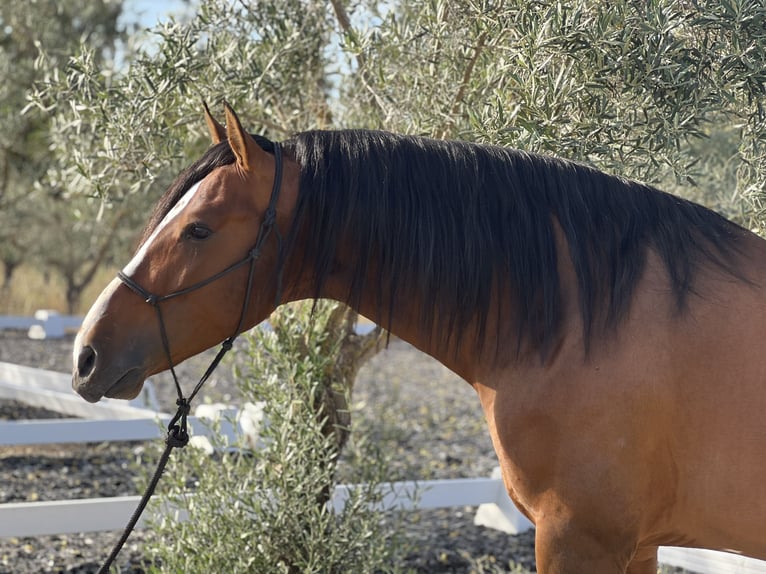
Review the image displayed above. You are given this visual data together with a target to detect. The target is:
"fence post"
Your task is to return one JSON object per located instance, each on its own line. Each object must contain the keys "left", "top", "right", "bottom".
{"left": 25, "top": 310, "right": 81, "bottom": 339}
{"left": 474, "top": 467, "right": 534, "bottom": 534}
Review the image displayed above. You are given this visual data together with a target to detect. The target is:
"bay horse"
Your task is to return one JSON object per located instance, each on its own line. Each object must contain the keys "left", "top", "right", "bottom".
{"left": 72, "top": 103, "right": 766, "bottom": 573}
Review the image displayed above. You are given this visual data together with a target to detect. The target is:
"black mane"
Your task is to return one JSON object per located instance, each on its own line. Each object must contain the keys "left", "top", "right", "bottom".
{"left": 287, "top": 130, "right": 745, "bottom": 355}
{"left": 151, "top": 129, "right": 746, "bottom": 356}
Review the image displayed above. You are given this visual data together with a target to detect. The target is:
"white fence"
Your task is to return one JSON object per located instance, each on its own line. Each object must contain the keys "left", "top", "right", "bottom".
{"left": 0, "top": 477, "right": 521, "bottom": 537}
{"left": 0, "top": 310, "right": 82, "bottom": 339}
{"left": 1, "top": 362, "right": 765, "bottom": 574}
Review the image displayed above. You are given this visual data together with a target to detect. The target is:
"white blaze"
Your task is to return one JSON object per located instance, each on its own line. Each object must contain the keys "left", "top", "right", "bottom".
{"left": 122, "top": 180, "right": 204, "bottom": 276}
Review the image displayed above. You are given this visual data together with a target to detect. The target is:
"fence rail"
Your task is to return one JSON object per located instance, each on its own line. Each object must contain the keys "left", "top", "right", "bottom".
{"left": 0, "top": 478, "right": 516, "bottom": 538}
{"left": 0, "top": 310, "right": 82, "bottom": 339}
{"left": 1, "top": 362, "right": 765, "bottom": 574}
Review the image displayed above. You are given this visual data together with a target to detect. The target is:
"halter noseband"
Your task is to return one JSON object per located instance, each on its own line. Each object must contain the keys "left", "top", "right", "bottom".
{"left": 116, "top": 142, "right": 284, "bottom": 439}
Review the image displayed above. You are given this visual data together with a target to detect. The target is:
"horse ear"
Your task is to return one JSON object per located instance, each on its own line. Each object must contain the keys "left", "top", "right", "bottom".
{"left": 202, "top": 100, "right": 226, "bottom": 144}
{"left": 223, "top": 101, "right": 262, "bottom": 172}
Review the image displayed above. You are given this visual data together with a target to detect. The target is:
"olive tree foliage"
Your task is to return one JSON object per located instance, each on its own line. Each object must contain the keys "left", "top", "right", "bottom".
{"left": 28, "top": 0, "right": 341, "bottom": 309}
{"left": 340, "top": 0, "right": 766, "bottom": 224}
{"left": 35, "top": 0, "right": 766, "bottom": 222}
{"left": 146, "top": 302, "right": 401, "bottom": 574}
{"left": 33, "top": 0, "right": 336, "bottom": 208}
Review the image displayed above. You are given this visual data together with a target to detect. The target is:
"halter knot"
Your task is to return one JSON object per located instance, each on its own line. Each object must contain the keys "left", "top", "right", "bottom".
{"left": 166, "top": 425, "right": 190, "bottom": 448}
{"left": 248, "top": 246, "right": 261, "bottom": 260}
{"left": 168, "top": 398, "right": 191, "bottom": 431}
{"left": 145, "top": 294, "right": 159, "bottom": 306}
{"left": 166, "top": 398, "right": 191, "bottom": 448}
{"left": 222, "top": 338, "right": 234, "bottom": 351}
{"left": 263, "top": 207, "right": 277, "bottom": 227}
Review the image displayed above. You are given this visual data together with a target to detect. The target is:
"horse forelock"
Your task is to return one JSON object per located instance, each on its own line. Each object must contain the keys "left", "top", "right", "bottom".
{"left": 140, "top": 134, "right": 275, "bottom": 246}
{"left": 284, "top": 129, "right": 746, "bottom": 357}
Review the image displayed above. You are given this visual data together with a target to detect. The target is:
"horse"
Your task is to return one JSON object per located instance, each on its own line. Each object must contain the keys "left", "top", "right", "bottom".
{"left": 72, "top": 102, "right": 766, "bottom": 573}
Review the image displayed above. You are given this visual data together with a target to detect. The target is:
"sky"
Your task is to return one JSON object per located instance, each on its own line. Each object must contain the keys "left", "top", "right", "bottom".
{"left": 119, "top": 0, "right": 189, "bottom": 30}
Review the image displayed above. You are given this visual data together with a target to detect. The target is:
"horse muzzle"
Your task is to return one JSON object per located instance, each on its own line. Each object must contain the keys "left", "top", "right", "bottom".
{"left": 72, "top": 277, "right": 152, "bottom": 403}
{"left": 73, "top": 343, "right": 146, "bottom": 403}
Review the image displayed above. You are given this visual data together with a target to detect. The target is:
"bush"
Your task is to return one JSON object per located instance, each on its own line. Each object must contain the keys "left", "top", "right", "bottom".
{"left": 144, "top": 301, "right": 407, "bottom": 573}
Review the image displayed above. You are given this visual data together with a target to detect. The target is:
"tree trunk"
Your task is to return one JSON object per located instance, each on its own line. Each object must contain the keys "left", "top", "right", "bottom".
{"left": 65, "top": 277, "right": 80, "bottom": 314}
{"left": 314, "top": 305, "right": 385, "bottom": 506}
{"left": 1, "top": 260, "right": 19, "bottom": 290}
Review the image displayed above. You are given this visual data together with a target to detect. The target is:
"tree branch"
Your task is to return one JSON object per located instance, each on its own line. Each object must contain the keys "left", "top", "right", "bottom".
{"left": 74, "top": 206, "right": 127, "bottom": 292}
{"left": 329, "top": 0, "right": 365, "bottom": 70}
{"left": 437, "top": 31, "right": 488, "bottom": 139}
{"left": 329, "top": 0, "right": 389, "bottom": 119}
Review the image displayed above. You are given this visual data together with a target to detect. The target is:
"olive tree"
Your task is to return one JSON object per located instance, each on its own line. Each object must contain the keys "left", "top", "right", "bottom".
{"left": 340, "top": 0, "right": 765, "bottom": 223}
{"left": 146, "top": 301, "right": 400, "bottom": 573}
{"left": 40, "top": 1, "right": 765, "bottom": 216}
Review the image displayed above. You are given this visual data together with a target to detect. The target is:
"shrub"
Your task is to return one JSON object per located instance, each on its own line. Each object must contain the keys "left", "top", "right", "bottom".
{"left": 144, "top": 301, "right": 407, "bottom": 573}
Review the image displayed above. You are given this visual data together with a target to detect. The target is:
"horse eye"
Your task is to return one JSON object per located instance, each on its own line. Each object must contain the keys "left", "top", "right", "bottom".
{"left": 185, "top": 222, "right": 213, "bottom": 241}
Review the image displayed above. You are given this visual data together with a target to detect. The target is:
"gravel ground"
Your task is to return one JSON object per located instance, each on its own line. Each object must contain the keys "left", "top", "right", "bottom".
{"left": 0, "top": 331, "right": 691, "bottom": 573}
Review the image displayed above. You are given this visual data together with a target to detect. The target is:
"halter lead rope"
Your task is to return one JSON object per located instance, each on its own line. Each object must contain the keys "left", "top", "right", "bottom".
{"left": 99, "top": 143, "right": 283, "bottom": 574}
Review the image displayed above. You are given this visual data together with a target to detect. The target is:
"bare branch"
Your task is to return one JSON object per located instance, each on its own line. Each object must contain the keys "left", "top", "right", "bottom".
{"left": 329, "top": 0, "right": 389, "bottom": 119}
{"left": 436, "top": 31, "right": 488, "bottom": 139}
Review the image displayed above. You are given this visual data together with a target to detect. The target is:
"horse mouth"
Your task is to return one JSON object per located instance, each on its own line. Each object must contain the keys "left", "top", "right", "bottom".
{"left": 103, "top": 368, "right": 145, "bottom": 401}
{"left": 75, "top": 367, "right": 145, "bottom": 403}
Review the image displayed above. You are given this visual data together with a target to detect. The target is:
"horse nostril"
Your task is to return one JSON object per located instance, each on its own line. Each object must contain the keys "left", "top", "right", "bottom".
{"left": 77, "top": 345, "right": 97, "bottom": 379}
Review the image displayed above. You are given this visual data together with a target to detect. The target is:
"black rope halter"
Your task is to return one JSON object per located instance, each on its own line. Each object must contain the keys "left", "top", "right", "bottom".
{"left": 98, "top": 142, "right": 283, "bottom": 573}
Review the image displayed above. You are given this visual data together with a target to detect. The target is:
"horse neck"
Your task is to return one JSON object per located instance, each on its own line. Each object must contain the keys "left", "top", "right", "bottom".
{"left": 279, "top": 235, "right": 543, "bottom": 385}
{"left": 275, "top": 247, "right": 476, "bottom": 381}
{"left": 315, "top": 220, "right": 580, "bottom": 384}
{"left": 354, "top": 293, "right": 485, "bottom": 382}
{"left": 290, "top": 258, "right": 490, "bottom": 383}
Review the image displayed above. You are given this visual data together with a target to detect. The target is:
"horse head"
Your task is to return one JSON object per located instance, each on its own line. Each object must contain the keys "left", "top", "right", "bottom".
{"left": 72, "top": 103, "right": 297, "bottom": 402}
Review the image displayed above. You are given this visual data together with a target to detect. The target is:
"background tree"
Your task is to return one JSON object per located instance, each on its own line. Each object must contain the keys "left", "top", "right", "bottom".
{"left": 33, "top": 194, "right": 130, "bottom": 313}
{"left": 34, "top": 0, "right": 336, "bottom": 204}
{"left": 0, "top": 0, "right": 125, "bottom": 301}
{"left": 33, "top": 0, "right": 766, "bottom": 233}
